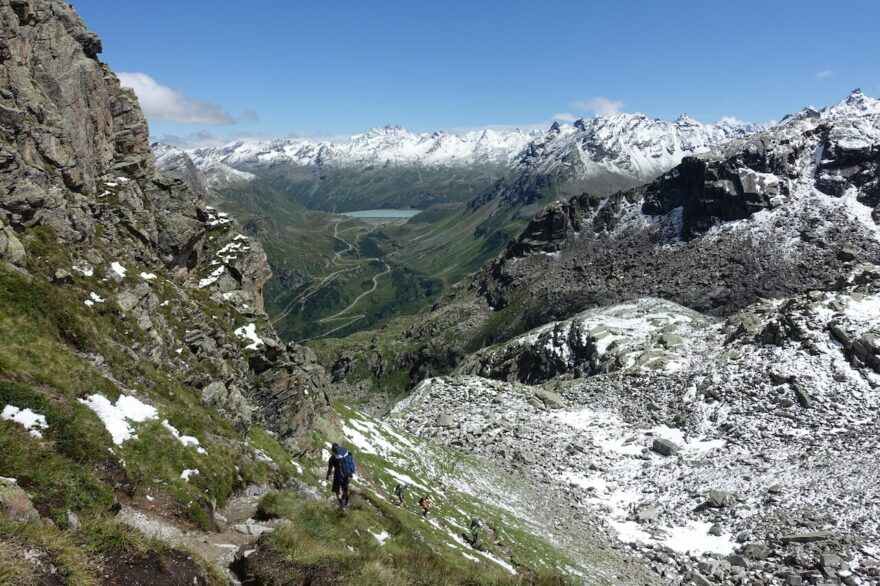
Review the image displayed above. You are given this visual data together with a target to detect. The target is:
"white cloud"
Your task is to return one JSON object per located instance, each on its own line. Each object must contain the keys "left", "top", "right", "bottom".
{"left": 572, "top": 96, "right": 624, "bottom": 117}
{"left": 155, "top": 130, "right": 269, "bottom": 149}
{"left": 118, "top": 72, "right": 235, "bottom": 124}
{"left": 816, "top": 69, "right": 835, "bottom": 81}
{"left": 553, "top": 112, "right": 578, "bottom": 122}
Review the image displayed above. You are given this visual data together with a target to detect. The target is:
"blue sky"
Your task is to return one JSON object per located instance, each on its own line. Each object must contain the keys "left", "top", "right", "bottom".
{"left": 72, "top": 0, "right": 879, "bottom": 146}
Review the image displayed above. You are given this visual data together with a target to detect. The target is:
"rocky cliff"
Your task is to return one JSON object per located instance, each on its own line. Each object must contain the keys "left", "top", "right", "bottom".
{"left": 381, "top": 91, "right": 880, "bottom": 377}
{"left": 0, "top": 0, "right": 330, "bottom": 447}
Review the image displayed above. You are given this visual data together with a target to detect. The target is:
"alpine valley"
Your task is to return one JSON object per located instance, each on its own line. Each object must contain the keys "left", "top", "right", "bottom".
{"left": 1, "top": 1, "right": 879, "bottom": 585}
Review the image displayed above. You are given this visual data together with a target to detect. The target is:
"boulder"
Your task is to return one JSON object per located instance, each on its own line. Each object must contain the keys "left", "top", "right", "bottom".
{"left": 0, "top": 478, "right": 39, "bottom": 522}
{"left": 819, "top": 553, "right": 844, "bottom": 570}
{"left": 232, "top": 523, "right": 274, "bottom": 537}
{"left": 534, "top": 388, "right": 566, "bottom": 409}
{"left": 780, "top": 531, "right": 834, "bottom": 544}
{"left": 635, "top": 506, "right": 661, "bottom": 523}
{"left": 67, "top": 510, "right": 81, "bottom": 529}
{"left": 657, "top": 333, "right": 684, "bottom": 350}
{"left": 793, "top": 383, "right": 813, "bottom": 409}
{"left": 836, "top": 248, "right": 857, "bottom": 262}
{"left": 436, "top": 414, "right": 455, "bottom": 427}
{"left": 697, "top": 489, "right": 735, "bottom": 510}
{"left": 651, "top": 437, "right": 680, "bottom": 457}
{"left": 201, "top": 382, "right": 228, "bottom": 405}
{"left": 740, "top": 543, "right": 770, "bottom": 560}
{"left": 0, "top": 221, "right": 26, "bottom": 266}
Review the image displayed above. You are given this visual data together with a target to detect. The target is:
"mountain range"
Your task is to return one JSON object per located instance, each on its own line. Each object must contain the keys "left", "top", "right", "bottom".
{"left": 156, "top": 113, "right": 760, "bottom": 211}
{"left": 3, "top": 1, "right": 880, "bottom": 584}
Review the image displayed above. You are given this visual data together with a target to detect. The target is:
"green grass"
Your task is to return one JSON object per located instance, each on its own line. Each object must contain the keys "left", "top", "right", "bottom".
{"left": 288, "top": 404, "right": 601, "bottom": 582}
{"left": 0, "top": 229, "right": 300, "bottom": 530}
{"left": 255, "top": 493, "right": 569, "bottom": 586}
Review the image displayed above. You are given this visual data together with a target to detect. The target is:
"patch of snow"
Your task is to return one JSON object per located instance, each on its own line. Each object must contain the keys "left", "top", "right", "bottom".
{"left": 198, "top": 266, "right": 225, "bottom": 288}
{"left": 78, "top": 394, "right": 158, "bottom": 445}
{"left": 369, "top": 530, "right": 391, "bottom": 545}
{"left": 662, "top": 521, "right": 736, "bottom": 556}
{"left": 110, "top": 262, "right": 127, "bottom": 278}
{"left": 233, "top": 323, "right": 264, "bottom": 350}
{"left": 72, "top": 261, "right": 94, "bottom": 276}
{"left": 161, "top": 420, "right": 206, "bottom": 454}
{"left": 139, "top": 272, "right": 157, "bottom": 281}
{"left": 2, "top": 405, "right": 49, "bottom": 438}
{"left": 180, "top": 469, "right": 199, "bottom": 482}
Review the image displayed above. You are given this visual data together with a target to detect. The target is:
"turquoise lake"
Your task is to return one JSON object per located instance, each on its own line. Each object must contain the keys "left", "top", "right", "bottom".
{"left": 341, "top": 209, "right": 420, "bottom": 218}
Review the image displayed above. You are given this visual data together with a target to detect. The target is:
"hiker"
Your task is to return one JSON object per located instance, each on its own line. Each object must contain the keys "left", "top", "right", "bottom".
{"left": 469, "top": 518, "right": 481, "bottom": 546}
{"left": 393, "top": 483, "right": 408, "bottom": 506}
{"left": 418, "top": 495, "right": 430, "bottom": 517}
{"left": 325, "top": 443, "right": 356, "bottom": 509}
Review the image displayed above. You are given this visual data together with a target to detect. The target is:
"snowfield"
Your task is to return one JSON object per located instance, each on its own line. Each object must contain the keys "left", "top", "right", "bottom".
{"left": 391, "top": 269, "right": 880, "bottom": 584}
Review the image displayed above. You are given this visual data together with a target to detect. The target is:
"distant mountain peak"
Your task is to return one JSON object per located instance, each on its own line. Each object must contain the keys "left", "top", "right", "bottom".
{"left": 824, "top": 87, "right": 880, "bottom": 118}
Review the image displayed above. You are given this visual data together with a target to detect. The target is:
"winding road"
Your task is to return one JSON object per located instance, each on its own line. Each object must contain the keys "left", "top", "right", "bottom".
{"left": 269, "top": 217, "right": 394, "bottom": 341}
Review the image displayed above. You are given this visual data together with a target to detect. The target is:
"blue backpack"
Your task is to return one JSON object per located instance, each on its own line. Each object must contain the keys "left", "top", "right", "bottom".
{"left": 337, "top": 447, "right": 356, "bottom": 477}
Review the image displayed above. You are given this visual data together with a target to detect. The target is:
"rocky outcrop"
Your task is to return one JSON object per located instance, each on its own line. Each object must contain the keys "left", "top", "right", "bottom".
{"left": 392, "top": 91, "right": 880, "bottom": 382}
{"left": 0, "top": 0, "right": 330, "bottom": 447}
{"left": 152, "top": 142, "right": 209, "bottom": 195}
{"left": 0, "top": 217, "right": 25, "bottom": 265}
{"left": 392, "top": 268, "right": 880, "bottom": 584}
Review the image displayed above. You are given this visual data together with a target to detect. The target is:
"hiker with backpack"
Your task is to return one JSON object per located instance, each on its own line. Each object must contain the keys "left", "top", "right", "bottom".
{"left": 393, "top": 483, "right": 408, "bottom": 506}
{"left": 468, "top": 518, "right": 481, "bottom": 547}
{"left": 325, "top": 443, "right": 356, "bottom": 509}
{"left": 418, "top": 494, "right": 430, "bottom": 517}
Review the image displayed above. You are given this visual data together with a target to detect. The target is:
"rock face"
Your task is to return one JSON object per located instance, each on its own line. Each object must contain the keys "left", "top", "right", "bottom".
{"left": 0, "top": 0, "right": 330, "bottom": 447}
{"left": 392, "top": 90, "right": 880, "bottom": 380}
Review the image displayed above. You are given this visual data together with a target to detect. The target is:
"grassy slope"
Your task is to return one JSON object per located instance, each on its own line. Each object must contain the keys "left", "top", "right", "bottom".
{"left": 0, "top": 230, "right": 297, "bottom": 583}
{"left": 0, "top": 226, "right": 590, "bottom": 584}
{"left": 247, "top": 402, "right": 601, "bottom": 585}
{"left": 257, "top": 164, "right": 507, "bottom": 213}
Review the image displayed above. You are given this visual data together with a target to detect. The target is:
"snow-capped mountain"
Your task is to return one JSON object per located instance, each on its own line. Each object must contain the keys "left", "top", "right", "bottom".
{"left": 156, "top": 111, "right": 760, "bottom": 208}
{"left": 153, "top": 142, "right": 255, "bottom": 190}
{"left": 399, "top": 89, "right": 880, "bottom": 391}
{"left": 473, "top": 112, "right": 762, "bottom": 209}
{"left": 524, "top": 114, "right": 760, "bottom": 182}
{"left": 185, "top": 125, "right": 542, "bottom": 171}
{"left": 379, "top": 91, "right": 880, "bottom": 583}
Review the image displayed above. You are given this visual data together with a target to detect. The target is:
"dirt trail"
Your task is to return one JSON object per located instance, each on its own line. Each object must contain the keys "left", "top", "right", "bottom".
{"left": 117, "top": 485, "right": 278, "bottom": 583}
